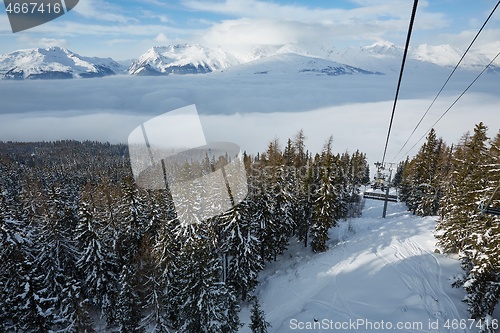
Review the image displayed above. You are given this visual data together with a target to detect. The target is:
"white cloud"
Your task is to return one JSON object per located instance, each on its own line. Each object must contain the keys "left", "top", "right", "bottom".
{"left": 73, "top": 0, "right": 138, "bottom": 24}
{"left": 434, "top": 28, "right": 500, "bottom": 51}
{"left": 104, "top": 38, "right": 136, "bottom": 46}
{"left": 195, "top": 17, "right": 406, "bottom": 54}
{"left": 29, "top": 20, "right": 191, "bottom": 38}
{"left": 183, "top": 0, "right": 410, "bottom": 23}
{"left": 141, "top": 10, "right": 171, "bottom": 23}
{"left": 16, "top": 35, "right": 69, "bottom": 49}
{"left": 154, "top": 32, "right": 169, "bottom": 44}
{"left": 184, "top": 0, "right": 450, "bottom": 53}
{"left": 2, "top": 93, "right": 498, "bottom": 164}
{"left": 141, "top": 0, "right": 171, "bottom": 6}
{"left": 196, "top": 19, "right": 300, "bottom": 52}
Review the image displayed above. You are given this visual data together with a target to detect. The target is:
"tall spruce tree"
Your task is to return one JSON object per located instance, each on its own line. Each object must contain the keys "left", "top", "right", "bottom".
{"left": 144, "top": 190, "right": 178, "bottom": 332}
{"left": 57, "top": 279, "right": 95, "bottom": 333}
{"left": 249, "top": 296, "right": 271, "bottom": 333}
{"left": 437, "top": 124, "right": 489, "bottom": 252}
{"left": 311, "top": 137, "right": 337, "bottom": 253}
{"left": 0, "top": 189, "right": 34, "bottom": 331}
{"left": 401, "top": 129, "right": 445, "bottom": 216}
{"left": 75, "top": 184, "right": 119, "bottom": 324}
{"left": 175, "top": 229, "right": 241, "bottom": 333}
{"left": 221, "top": 200, "right": 264, "bottom": 301}
{"left": 116, "top": 263, "right": 143, "bottom": 333}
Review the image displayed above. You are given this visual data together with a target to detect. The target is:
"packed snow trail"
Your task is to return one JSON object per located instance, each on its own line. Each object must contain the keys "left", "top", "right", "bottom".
{"left": 238, "top": 199, "right": 477, "bottom": 333}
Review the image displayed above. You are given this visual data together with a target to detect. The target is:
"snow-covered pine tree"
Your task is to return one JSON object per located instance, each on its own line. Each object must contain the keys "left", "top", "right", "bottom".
{"left": 344, "top": 150, "right": 368, "bottom": 217}
{"left": 142, "top": 190, "right": 178, "bottom": 332}
{"left": 460, "top": 212, "right": 500, "bottom": 333}
{"left": 349, "top": 150, "right": 369, "bottom": 188}
{"left": 221, "top": 200, "right": 264, "bottom": 301}
{"left": 401, "top": 129, "right": 446, "bottom": 216}
{"left": 393, "top": 160, "right": 406, "bottom": 190}
{"left": 311, "top": 171, "right": 336, "bottom": 252}
{"left": 294, "top": 157, "right": 315, "bottom": 248}
{"left": 139, "top": 269, "right": 171, "bottom": 333}
{"left": 32, "top": 185, "right": 79, "bottom": 329}
{"left": 116, "top": 264, "right": 143, "bottom": 333}
{"left": 264, "top": 170, "right": 295, "bottom": 260}
{"left": 1, "top": 179, "right": 40, "bottom": 333}
{"left": 11, "top": 254, "right": 54, "bottom": 333}
{"left": 289, "top": 130, "right": 313, "bottom": 246}
{"left": 175, "top": 230, "right": 241, "bottom": 333}
{"left": 311, "top": 137, "right": 337, "bottom": 253}
{"left": 57, "top": 279, "right": 94, "bottom": 333}
{"left": 459, "top": 127, "right": 500, "bottom": 330}
{"left": 437, "top": 124, "right": 489, "bottom": 252}
{"left": 254, "top": 186, "right": 280, "bottom": 262}
{"left": 251, "top": 139, "right": 292, "bottom": 261}
{"left": 274, "top": 164, "right": 296, "bottom": 240}
{"left": 461, "top": 237, "right": 500, "bottom": 331}
{"left": 249, "top": 296, "right": 271, "bottom": 333}
{"left": 154, "top": 233, "right": 181, "bottom": 330}
{"left": 116, "top": 177, "right": 148, "bottom": 267}
{"left": 281, "top": 144, "right": 301, "bottom": 230}
{"left": 75, "top": 184, "right": 119, "bottom": 324}
{"left": 0, "top": 189, "right": 33, "bottom": 331}
{"left": 2, "top": 195, "right": 51, "bottom": 332}
{"left": 334, "top": 154, "right": 350, "bottom": 220}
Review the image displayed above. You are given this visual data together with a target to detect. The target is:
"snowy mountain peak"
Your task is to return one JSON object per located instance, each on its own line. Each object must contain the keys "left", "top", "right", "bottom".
{"left": 410, "top": 43, "right": 500, "bottom": 71}
{"left": 0, "top": 46, "right": 124, "bottom": 80}
{"left": 361, "top": 41, "right": 403, "bottom": 58}
{"left": 410, "top": 43, "right": 500, "bottom": 69}
{"left": 128, "top": 44, "right": 240, "bottom": 76}
{"left": 411, "top": 44, "right": 461, "bottom": 66}
{"left": 242, "top": 44, "right": 308, "bottom": 62}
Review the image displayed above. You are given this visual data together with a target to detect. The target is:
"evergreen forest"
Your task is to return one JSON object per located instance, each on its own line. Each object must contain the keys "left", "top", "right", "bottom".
{"left": 0, "top": 131, "right": 369, "bottom": 332}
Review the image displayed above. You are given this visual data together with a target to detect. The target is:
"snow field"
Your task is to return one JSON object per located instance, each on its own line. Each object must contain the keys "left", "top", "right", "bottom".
{"left": 238, "top": 199, "right": 479, "bottom": 333}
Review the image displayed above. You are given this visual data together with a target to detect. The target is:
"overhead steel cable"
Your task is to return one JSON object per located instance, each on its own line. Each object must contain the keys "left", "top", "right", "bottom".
{"left": 400, "top": 50, "right": 500, "bottom": 159}
{"left": 381, "top": 0, "right": 419, "bottom": 165}
{"left": 391, "top": 1, "right": 500, "bottom": 162}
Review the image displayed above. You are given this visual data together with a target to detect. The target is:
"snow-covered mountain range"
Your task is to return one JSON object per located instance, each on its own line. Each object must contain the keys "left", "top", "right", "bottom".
{"left": 219, "top": 52, "right": 382, "bottom": 76}
{"left": 322, "top": 40, "right": 500, "bottom": 73}
{"left": 1, "top": 41, "right": 498, "bottom": 80}
{"left": 128, "top": 44, "right": 239, "bottom": 75}
{"left": 0, "top": 46, "right": 124, "bottom": 80}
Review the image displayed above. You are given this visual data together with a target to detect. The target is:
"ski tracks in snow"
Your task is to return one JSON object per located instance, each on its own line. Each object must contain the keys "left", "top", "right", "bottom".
{"left": 379, "top": 235, "right": 466, "bottom": 333}
{"left": 264, "top": 241, "right": 354, "bottom": 328}
{"left": 247, "top": 204, "right": 470, "bottom": 333}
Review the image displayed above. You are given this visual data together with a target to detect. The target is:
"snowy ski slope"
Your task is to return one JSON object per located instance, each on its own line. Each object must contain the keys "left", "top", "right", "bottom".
{"left": 238, "top": 196, "right": 498, "bottom": 333}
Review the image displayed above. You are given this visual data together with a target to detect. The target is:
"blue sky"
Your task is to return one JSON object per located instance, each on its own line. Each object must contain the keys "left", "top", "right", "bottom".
{"left": 0, "top": 0, "right": 499, "bottom": 60}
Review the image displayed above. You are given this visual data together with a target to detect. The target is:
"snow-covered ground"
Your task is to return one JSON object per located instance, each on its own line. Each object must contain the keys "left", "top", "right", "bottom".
{"left": 238, "top": 197, "right": 496, "bottom": 333}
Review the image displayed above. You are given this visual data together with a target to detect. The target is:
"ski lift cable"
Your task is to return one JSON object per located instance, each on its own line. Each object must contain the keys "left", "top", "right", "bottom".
{"left": 391, "top": 1, "right": 500, "bottom": 163}
{"left": 398, "top": 50, "right": 500, "bottom": 159}
{"left": 381, "top": 0, "right": 419, "bottom": 166}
